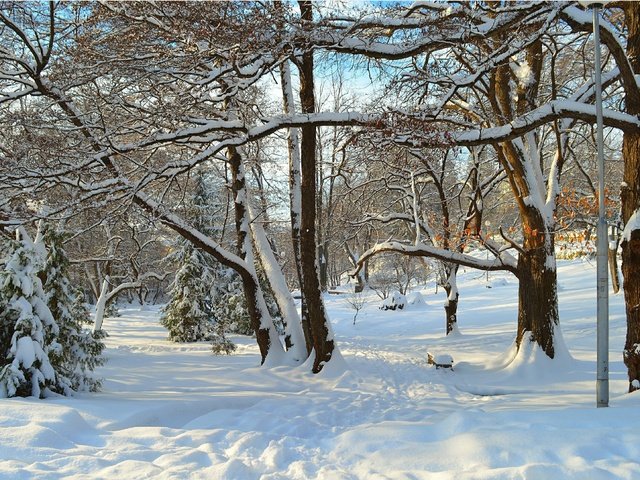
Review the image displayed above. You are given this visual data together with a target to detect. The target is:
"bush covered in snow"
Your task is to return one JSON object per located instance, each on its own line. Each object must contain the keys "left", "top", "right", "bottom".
{"left": 380, "top": 291, "right": 407, "bottom": 311}
{"left": 0, "top": 227, "right": 105, "bottom": 398}
{"left": 41, "top": 226, "right": 106, "bottom": 394}
{"left": 406, "top": 292, "right": 427, "bottom": 307}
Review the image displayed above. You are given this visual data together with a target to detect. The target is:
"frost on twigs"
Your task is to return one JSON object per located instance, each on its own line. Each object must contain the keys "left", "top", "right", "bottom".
{"left": 356, "top": 110, "right": 453, "bottom": 149}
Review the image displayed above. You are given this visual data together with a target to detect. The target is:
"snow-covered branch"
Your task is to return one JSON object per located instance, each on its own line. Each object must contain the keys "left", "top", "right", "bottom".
{"left": 313, "top": 3, "right": 560, "bottom": 60}
{"left": 104, "top": 271, "right": 169, "bottom": 304}
{"left": 351, "top": 240, "right": 519, "bottom": 279}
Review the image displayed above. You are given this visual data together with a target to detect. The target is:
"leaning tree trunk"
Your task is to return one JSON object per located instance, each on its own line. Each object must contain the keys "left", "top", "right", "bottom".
{"left": 298, "top": 0, "right": 335, "bottom": 373}
{"left": 228, "top": 146, "right": 282, "bottom": 364}
{"left": 621, "top": 4, "right": 640, "bottom": 393}
{"left": 515, "top": 210, "right": 559, "bottom": 358}
{"left": 93, "top": 277, "right": 110, "bottom": 333}
{"left": 249, "top": 202, "right": 307, "bottom": 364}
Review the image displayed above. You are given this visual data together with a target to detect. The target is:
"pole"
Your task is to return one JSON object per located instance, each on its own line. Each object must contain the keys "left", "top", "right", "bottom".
{"left": 593, "top": 3, "right": 609, "bottom": 408}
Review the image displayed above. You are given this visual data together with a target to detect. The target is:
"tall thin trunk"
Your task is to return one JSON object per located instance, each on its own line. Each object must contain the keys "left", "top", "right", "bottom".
{"left": 316, "top": 134, "right": 328, "bottom": 292}
{"left": 93, "top": 277, "right": 109, "bottom": 333}
{"left": 609, "top": 230, "right": 620, "bottom": 295}
{"left": 279, "top": 60, "right": 313, "bottom": 355}
{"left": 298, "top": 0, "right": 335, "bottom": 373}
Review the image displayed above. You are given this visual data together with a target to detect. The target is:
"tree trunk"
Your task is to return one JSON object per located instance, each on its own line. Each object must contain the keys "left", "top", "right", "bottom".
{"left": 608, "top": 232, "right": 620, "bottom": 295}
{"left": 621, "top": 128, "right": 640, "bottom": 392}
{"left": 298, "top": 0, "right": 335, "bottom": 373}
{"left": 249, "top": 202, "right": 307, "bottom": 363}
{"left": 443, "top": 264, "right": 459, "bottom": 335}
{"left": 93, "top": 277, "right": 109, "bottom": 333}
{"left": 622, "top": 4, "right": 640, "bottom": 393}
{"left": 279, "top": 60, "right": 313, "bottom": 355}
{"left": 228, "top": 147, "right": 279, "bottom": 364}
{"left": 515, "top": 212, "right": 559, "bottom": 358}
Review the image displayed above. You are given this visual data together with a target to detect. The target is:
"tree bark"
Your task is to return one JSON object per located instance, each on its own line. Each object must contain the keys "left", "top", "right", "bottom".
{"left": 298, "top": 0, "right": 335, "bottom": 373}
{"left": 515, "top": 209, "right": 559, "bottom": 358}
{"left": 443, "top": 264, "right": 459, "bottom": 335}
{"left": 608, "top": 233, "right": 620, "bottom": 295}
{"left": 279, "top": 60, "right": 313, "bottom": 355}
{"left": 621, "top": 3, "right": 640, "bottom": 392}
{"left": 248, "top": 202, "right": 307, "bottom": 363}
{"left": 621, "top": 127, "right": 640, "bottom": 390}
{"left": 93, "top": 277, "right": 110, "bottom": 333}
{"left": 228, "top": 147, "right": 278, "bottom": 364}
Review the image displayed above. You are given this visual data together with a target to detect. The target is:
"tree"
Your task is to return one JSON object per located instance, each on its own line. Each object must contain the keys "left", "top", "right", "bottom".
{"left": 317, "top": 2, "right": 639, "bottom": 359}
{"left": 160, "top": 171, "right": 236, "bottom": 351}
{"left": 558, "top": 2, "right": 640, "bottom": 391}
{"left": 6, "top": 1, "right": 638, "bottom": 376}
{"left": 614, "top": 4, "right": 640, "bottom": 392}
{"left": 0, "top": 230, "right": 57, "bottom": 398}
{"left": 0, "top": 225, "right": 105, "bottom": 398}
{"left": 296, "top": 0, "right": 337, "bottom": 373}
{"left": 0, "top": 2, "right": 288, "bottom": 365}
{"left": 161, "top": 247, "right": 215, "bottom": 342}
{"left": 41, "top": 225, "right": 105, "bottom": 394}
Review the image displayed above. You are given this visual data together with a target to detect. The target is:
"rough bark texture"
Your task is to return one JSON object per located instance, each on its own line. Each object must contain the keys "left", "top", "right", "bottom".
{"left": 489, "top": 39, "right": 560, "bottom": 359}
{"left": 516, "top": 208, "right": 559, "bottom": 358}
{"left": 622, "top": 3, "right": 640, "bottom": 393}
{"left": 609, "top": 241, "right": 620, "bottom": 295}
{"left": 444, "top": 286, "right": 458, "bottom": 335}
{"left": 228, "top": 147, "right": 272, "bottom": 363}
{"left": 298, "top": 0, "right": 334, "bottom": 373}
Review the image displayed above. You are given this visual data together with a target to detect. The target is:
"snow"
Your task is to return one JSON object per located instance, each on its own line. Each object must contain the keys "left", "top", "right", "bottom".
{"left": 1, "top": 259, "right": 638, "bottom": 479}
{"left": 13, "top": 336, "right": 36, "bottom": 369}
{"left": 514, "top": 59, "right": 534, "bottom": 87}
{"left": 622, "top": 208, "right": 640, "bottom": 243}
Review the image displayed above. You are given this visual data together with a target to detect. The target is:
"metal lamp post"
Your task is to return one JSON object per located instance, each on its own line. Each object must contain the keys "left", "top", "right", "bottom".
{"left": 579, "top": 0, "right": 609, "bottom": 407}
{"left": 590, "top": 1, "right": 610, "bottom": 408}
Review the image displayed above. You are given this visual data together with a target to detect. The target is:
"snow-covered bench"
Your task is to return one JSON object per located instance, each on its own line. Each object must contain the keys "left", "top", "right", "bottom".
{"left": 427, "top": 352, "right": 454, "bottom": 369}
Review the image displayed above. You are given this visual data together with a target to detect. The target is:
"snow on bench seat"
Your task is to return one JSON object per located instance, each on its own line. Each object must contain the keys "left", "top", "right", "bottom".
{"left": 427, "top": 352, "right": 454, "bottom": 369}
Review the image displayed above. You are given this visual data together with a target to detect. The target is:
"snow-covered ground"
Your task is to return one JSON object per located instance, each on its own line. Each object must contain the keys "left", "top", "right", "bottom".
{"left": 1, "top": 259, "right": 639, "bottom": 479}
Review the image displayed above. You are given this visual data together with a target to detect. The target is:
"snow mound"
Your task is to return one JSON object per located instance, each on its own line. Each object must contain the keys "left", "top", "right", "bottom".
{"left": 406, "top": 291, "right": 427, "bottom": 307}
{"left": 380, "top": 291, "right": 407, "bottom": 310}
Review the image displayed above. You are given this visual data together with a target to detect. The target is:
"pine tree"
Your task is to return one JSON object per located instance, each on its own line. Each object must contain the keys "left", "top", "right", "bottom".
{"left": 161, "top": 246, "right": 216, "bottom": 342}
{"left": 160, "top": 171, "right": 236, "bottom": 353}
{"left": 0, "top": 231, "right": 57, "bottom": 398}
{"left": 41, "top": 226, "right": 105, "bottom": 394}
{"left": 210, "top": 266, "right": 252, "bottom": 336}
